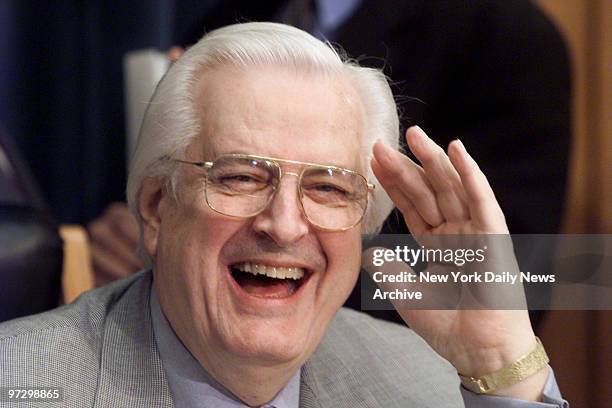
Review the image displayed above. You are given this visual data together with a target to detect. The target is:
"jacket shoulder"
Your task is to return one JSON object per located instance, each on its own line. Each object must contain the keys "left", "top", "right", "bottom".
{"left": 0, "top": 271, "right": 152, "bottom": 407}
{"left": 0, "top": 271, "right": 148, "bottom": 342}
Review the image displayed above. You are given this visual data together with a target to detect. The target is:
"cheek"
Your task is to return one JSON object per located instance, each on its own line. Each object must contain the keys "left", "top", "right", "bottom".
{"left": 161, "top": 195, "right": 237, "bottom": 253}
{"left": 154, "top": 204, "right": 248, "bottom": 339}
{"left": 321, "top": 230, "right": 362, "bottom": 301}
{"left": 155, "top": 200, "right": 244, "bottom": 299}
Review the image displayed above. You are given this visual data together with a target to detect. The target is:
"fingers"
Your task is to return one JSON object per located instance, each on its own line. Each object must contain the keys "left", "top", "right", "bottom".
{"left": 88, "top": 202, "right": 143, "bottom": 286}
{"left": 448, "top": 140, "right": 508, "bottom": 233}
{"left": 167, "top": 46, "right": 185, "bottom": 62}
{"left": 372, "top": 143, "right": 445, "bottom": 231}
{"left": 373, "top": 156, "right": 431, "bottom": 235}
{"left": 90, "top": 246, "right": 136, "bottom": 286}
{"left": 373, "top": 126, "right": 505, "bottom": 234}
{"left": 106, "top": 202, "right": 141, "bottom": 246}
{"left": 406, "top": 126, "right": 469, "bottom": 222}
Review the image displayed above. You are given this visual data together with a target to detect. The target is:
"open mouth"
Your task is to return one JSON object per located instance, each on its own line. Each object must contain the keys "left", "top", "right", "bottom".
{"left": 229, "top": 262, "right": 310, "bottom": 299}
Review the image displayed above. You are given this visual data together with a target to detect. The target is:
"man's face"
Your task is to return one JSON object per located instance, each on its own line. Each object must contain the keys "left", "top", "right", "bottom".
{"left": 148, "top": 65, "right": 366, "bottom": 373}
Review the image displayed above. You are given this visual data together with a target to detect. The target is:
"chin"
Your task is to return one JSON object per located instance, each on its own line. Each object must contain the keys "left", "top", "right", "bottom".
{"left": 225, "top": 319, "right": 313, "bottom": 364}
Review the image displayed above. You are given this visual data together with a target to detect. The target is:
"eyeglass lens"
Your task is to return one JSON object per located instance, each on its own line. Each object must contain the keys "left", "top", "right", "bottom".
{"left": 205, "top": 156, "right": 368, "bottom": 230}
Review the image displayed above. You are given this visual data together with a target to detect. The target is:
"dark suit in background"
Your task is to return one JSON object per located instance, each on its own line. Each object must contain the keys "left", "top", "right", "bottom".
{"left": 335, "top": 0, "right": 571, "bottom": 235}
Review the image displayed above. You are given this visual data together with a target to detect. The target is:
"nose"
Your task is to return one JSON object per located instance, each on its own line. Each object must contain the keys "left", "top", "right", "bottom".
{"left": 252, "top": 173, "right": 310, "bottom": 247}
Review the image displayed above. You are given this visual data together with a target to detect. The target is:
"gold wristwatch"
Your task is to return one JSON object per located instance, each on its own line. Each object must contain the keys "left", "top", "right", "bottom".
{"left": 458, "top": 337, "right": 550, "bottom": 394}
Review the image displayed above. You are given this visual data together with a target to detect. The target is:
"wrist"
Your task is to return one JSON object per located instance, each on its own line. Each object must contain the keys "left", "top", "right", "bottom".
{"left": 456, "top": 334, "right": 538, "bottom": 376}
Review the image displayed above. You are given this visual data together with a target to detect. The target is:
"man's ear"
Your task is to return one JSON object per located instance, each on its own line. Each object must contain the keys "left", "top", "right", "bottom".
{"left": 139, "top": 177, "right": 164, "bottom": 258}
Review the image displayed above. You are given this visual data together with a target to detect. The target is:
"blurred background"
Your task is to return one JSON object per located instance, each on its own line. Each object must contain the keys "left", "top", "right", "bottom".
{"left": 0, "top": 0, "right": 610, "bottom": 405}
{"left": 531, "top": 2, "right": 611, "bottom": 407}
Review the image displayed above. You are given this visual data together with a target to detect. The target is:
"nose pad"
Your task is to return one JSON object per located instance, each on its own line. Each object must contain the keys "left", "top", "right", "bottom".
{"left": 252, "top": 172, "right": 310, "bottom": 246}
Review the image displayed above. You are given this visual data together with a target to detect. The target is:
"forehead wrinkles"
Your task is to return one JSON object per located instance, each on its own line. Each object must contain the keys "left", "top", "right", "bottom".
{"left": 189, "top": 64, "right": 366, "bottom": 168}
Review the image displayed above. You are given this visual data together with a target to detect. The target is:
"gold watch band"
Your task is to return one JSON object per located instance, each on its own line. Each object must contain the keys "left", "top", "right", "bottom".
{"left": 458, "top": 337, "right": 550, "bottom": 394}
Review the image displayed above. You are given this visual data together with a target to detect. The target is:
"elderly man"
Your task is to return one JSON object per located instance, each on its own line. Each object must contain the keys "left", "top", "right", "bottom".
{"left": 0, "top": 23, "right": 566, "bottom": 407}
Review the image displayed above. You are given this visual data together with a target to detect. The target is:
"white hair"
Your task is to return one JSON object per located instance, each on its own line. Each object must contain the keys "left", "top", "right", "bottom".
{"left": 127, "top": 22, "right": 399, "bottom": 262}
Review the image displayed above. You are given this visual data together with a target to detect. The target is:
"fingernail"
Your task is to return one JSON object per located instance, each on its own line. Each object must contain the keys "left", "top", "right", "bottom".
{"left": 454, "top": 139, "right": 475, "bottom": 164}
{"left": 408, "top": 125, "right": 429, "bottom": 148}
{"left": 413, "top": 125, "right": 428, "bottom": 138}
{"left": 455, "top": 138, "right": 466, "bottom": 152}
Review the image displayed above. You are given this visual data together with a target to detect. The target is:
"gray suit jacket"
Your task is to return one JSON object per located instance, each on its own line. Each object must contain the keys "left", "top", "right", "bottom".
{"left": 0, "top": 271, "right": 462, "bottom": 407}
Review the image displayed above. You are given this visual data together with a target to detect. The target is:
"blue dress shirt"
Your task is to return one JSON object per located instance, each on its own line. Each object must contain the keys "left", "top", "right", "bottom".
{"left": 151, "top": 289, "right": 300, "bottom": 408}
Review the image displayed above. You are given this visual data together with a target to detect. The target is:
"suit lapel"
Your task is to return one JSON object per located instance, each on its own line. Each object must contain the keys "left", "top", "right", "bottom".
{"left": 299, "top": 374, "right": 323, "bottom": 408}
{"left": 93, "top": 272, "right": 175, "bottom": 408}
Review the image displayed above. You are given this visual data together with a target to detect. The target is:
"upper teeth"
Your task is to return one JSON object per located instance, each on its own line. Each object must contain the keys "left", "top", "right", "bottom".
{"left": 233, "top": 262, "right": 305, "bottom": 280}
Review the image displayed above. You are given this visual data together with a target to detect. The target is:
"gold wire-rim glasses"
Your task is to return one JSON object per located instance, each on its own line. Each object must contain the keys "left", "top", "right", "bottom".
{"left": 169, "top": 153, "right": 375, "bottom": 232}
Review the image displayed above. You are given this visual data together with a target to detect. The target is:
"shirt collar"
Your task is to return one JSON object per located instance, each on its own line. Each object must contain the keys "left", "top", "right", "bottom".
{"left": 150, "top": 287, "right": 300, "bottom": 408}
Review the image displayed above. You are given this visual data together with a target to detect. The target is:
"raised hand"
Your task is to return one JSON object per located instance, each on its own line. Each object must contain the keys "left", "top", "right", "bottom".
{"left": 370, "top": 126, "right": 548, "bottom": 400}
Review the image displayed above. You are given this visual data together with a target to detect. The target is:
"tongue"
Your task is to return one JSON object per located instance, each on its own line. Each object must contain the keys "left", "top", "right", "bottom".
{"left": 233, "top": 273, "right": 297, "bottom": 298}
